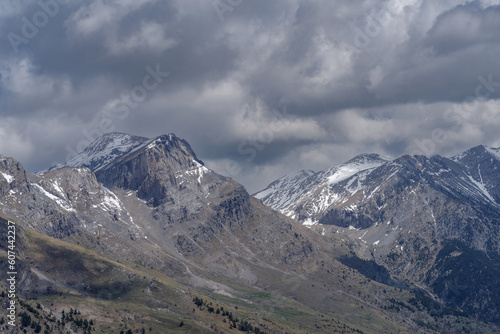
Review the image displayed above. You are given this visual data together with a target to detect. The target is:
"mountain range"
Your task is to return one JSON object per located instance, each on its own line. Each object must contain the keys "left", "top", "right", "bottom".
{"left": 256, "top": 144, "right": 500, "bottom": 326}
{"left": 1, "top": 132, "right": 499, "bottom": 333}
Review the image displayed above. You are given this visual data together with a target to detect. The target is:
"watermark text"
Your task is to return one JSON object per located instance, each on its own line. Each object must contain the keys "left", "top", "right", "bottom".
{"left": 6, "top": 220, "right": 17, "bottom": 327}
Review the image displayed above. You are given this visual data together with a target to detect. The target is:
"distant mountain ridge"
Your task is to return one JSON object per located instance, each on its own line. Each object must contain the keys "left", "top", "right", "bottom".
{"left": 255, "top": 144, "right": 500, "bottom": 324}
{"left": 255, "top": 153, "right": 390, "bottom": 221}
{"left": 255, "top": 145, "right": 500, "bottom": 224}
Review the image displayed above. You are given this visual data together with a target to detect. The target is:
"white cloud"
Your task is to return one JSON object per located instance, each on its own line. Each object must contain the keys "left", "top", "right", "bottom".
{"left": 478, "top": 0, "right": 500, "bottom": 7}
{"left": 0, "top": 118, "right": 34, "bottom": 163}
{"left": 1, "top": 58, "right": 55, "bottom": 97}
{"left": 66, "top": 0, "right": 157, "bottom": 36}
{"left": 368, "top": 66, "right": 384, "bottom": 91}
{"left": 0, "top": 58, "right": 73, "bottom": 106}
{"left": 230, "top": 99, "right": 328, "bottom": 142}
{"left": 107, "top": 22, "right": 177, "bottom": 55}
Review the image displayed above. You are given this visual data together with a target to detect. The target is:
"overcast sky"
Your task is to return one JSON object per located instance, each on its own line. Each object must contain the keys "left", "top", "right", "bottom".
{"left": 1, "top": 0, "right": 500, "bottom": 192}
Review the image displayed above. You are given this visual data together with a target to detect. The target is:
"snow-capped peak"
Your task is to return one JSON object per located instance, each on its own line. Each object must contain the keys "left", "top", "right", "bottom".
{"left": 41, "top": 133, "right": 151, "bottom": 173}
{"left": 254, "top": 169, "right": 315, "bottom": 200}
{"left": 318, "top": 154, "right": 388, "bottom": 186}
{"left": 451, "top": 145, "right": 498, "bottom": 163}
{"left": 254, "top": 153, "right": 390, "bottom": 217}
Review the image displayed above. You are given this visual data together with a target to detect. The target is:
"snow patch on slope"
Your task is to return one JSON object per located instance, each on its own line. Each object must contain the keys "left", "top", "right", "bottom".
{"left": 100, "top": 185, "right": 123, "bottom": 211}
{"left": 292, "top": 156, "right": 387, "bottom": 217}
{"left": 254, "top": 170, "right": 315, "bottom": 210}
{"left": 302, "top": 218, "right": 318, "bottom": 227}
{"left": 255, "top": 154, "right": 389, "bottom": 221}
{"left": 466, "top": 173, "right": 496, "bottom": 204}
{"left": 40, "top": 133, "right": 150, "bottom": 173}
{"left": 185, "top": 160, "right": 210, "bottom": 183}
{"left": 321, "top": 158, "right": 386, "bottom": 185}
{"left": 0, "top": 171, "right": 14, "bottom": 183}
{"left": 32, "top": 184, "right": 75, "bottom": 212}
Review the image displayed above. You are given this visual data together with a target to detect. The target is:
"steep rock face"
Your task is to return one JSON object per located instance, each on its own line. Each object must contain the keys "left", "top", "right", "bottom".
{"left": 32, "top": 167, "right": 142, "bottom": 238}
{"left": 452, "top": 145, "right": 500, "bottom": 204}
{"left": 32, "top": 132, "right": 257, "bottom": 252}
{"left": 0, "top": 155, "right": 30, "bottom": 196}
{"left": 35, "top": 167, "right": 103, "bottom": 211}
{"left": 210, "top": 185, "right": 253, "bottom": 229}
{"left": 1, "top": 158, "right": 141, "bottom": 243}
{"left": 35, "top": 132, "right": 259, "bottom": 262}
{"left": 96, "top": 134, "right": 208, "bottom": 206}
{"left": 1, "top": 169, "right": 81, "bottom": 240}
{"left": 91, "top": 134, "right": 259, "bottom": 247}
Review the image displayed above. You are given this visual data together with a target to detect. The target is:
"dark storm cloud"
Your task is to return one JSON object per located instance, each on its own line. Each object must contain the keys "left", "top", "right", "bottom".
{"left": 0, "top": 0, "right": 499, "bottom": 192}
{"left": 238, "top": 1, "right": 500, "bottom": 114}
{"left": 424, "top": 3, "right": 500, "bottom": 55}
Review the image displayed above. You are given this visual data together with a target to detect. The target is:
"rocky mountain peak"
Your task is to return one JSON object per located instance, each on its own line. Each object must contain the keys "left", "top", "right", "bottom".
{"left": 42, "top": 132, "right": 150, "bottom": 173}
{"left": 0, "top": 155, "right": 29, "bottom": 195}
{"left": 257, "top": 144, "right": 500, "bottom": 229}
{"left": 450, "top": 145, "right": 500, "bottom": 205}
{"left": 256, "top": 169, "right": 315, "bottom": 193}
{"left": 90, "top": 133, "right": 212, "bottom": 206}
{"left": 38, "top": 167, "right": 101, "bottom": 196}
{"left": 453, "top": 144, "right": 500, "bottom": 163}
{"left": 344, "top": 153, "right": 388, "bottom": 165}
{"left": 316, "top": 153, "right": 388, "bottom": 185}
{"left": 143, "top": 133, "right": 203, "bottom": 166}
